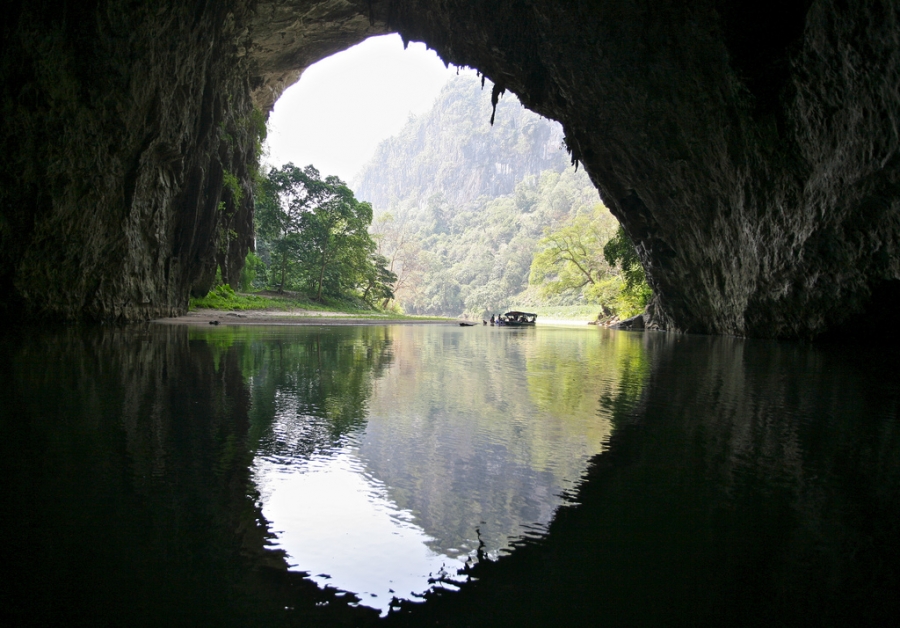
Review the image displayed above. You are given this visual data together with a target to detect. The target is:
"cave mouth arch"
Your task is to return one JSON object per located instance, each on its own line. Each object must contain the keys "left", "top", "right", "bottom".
{"left": 2, "top": 0, "right": 898, "bottom": 339}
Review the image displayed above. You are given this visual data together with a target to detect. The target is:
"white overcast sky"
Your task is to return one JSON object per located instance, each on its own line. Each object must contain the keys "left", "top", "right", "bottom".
{"left": 264, "top": 34, "right": 478, "bottom": 184}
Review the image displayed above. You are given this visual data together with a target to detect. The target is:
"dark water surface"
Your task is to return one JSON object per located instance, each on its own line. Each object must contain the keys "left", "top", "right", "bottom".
{"left": 1, "top": 324, "right": 898, "bottom": 627}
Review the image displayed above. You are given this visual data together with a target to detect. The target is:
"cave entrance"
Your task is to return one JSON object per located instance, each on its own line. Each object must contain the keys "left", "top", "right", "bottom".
{"left": 256, "top": 33, "right": 616, "bottom": 320}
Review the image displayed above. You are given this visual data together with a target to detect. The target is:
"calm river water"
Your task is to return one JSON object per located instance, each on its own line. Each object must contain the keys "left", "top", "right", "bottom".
{"left": 1, "top": 323, "right": 898, "bottom": 627}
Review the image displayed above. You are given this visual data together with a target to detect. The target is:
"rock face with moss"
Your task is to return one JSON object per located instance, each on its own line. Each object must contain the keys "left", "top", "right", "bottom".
{"left": 0, "top": 1, "right": 263, "bottom": 321}
{"left": 2, "top": 0, "right": 899, "bottom": 337}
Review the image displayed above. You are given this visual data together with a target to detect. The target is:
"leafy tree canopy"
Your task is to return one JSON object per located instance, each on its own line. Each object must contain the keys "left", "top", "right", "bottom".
{"left": 529, "top": 204, "right": 617, "bottom": 297}
{"left": 255, "top": 163, "right": 395, "bottom": 304}
{"left": 526, "top": 207, "right": 652, "bottom": 318}
{"left": 603, "top": 225, "right": 653, "bottom": 315}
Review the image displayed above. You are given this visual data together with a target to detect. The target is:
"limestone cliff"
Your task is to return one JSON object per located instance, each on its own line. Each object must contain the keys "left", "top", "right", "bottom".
{"left": 353, "top": 74, "right": 568, "bottom": 211}
{"left": 0, "top": 1, "right": 263, "bottom": 320}
{"left": 1, "top": 0, "right": 899, "bottom": 338}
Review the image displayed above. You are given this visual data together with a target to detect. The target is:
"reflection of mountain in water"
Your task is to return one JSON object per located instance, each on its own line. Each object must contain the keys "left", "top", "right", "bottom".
{"left": 358, "top": 326, "right": 645, "bottom": 559}
{"left": 389, "top": 334, "right": 900, "bottom": 627}
{"left": 242, "top": 324, "right": 644, "bottom": 612}
{"left": 10, "top": 325, "right": 893, "bottom": 626}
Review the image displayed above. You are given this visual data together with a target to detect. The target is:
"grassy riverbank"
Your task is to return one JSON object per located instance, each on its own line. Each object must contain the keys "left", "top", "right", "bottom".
{"left": 189, "top": 285, "right": 448, "bottom": 321}
{"left": 189, "top": 286, "right": 600, "bottom": 323}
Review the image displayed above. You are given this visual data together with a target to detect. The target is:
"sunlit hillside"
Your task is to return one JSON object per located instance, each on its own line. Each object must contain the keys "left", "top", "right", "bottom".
{"left": 351, "top": 74, "right": 634, "bottom": 319}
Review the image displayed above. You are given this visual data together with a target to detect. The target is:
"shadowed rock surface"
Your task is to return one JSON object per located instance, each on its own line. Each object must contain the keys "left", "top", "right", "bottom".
{"left": 1, "top": 0, "right": 898, "bottom": 337}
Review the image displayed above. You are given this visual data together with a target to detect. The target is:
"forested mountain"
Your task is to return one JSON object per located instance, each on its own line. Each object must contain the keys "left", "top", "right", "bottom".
{"left": 237, "top": 73, "right": 650, "bottom": 318}
{"left": 353, "top": 74, "right": 570, "bottom": 211}
{"left": 245, "top": 74, "right": 649, "bottom": 318}
{"left": 350, "top": 74, "right": 637, "bottom": 318}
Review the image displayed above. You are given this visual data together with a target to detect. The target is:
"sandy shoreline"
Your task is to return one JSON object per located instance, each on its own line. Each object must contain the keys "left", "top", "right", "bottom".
{"left": 153, "top": 309, "right": 456, "bottom": 326}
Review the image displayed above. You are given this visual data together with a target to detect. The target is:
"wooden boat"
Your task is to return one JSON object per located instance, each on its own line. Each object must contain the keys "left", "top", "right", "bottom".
{"left": 496, "top": 311, "right": 537, "bottom": 327}
{"left": 459, "top": 321, "right": 477, "bottom": 327}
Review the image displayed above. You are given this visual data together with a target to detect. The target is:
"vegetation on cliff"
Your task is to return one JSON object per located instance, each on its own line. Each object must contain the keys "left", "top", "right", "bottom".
{"left": 354, "top": 74, "right": 650, "bottom": 319}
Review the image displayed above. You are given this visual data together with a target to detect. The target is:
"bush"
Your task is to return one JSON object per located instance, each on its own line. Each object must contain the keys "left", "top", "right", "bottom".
{"left": 239, "top": 251, "right": 266, "bottom": 291}
{"left": 190, "top": 284, "right": 271, "bottom": 310}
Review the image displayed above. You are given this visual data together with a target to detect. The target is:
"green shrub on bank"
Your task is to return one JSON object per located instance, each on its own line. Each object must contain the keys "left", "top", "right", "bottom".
{"left": 239, "top": 251, "right": 267, "bottom": 291}
{"left": 189, "top": 284, "right": 420, "bottom": 317}
{"left": 190, "top": 284, "right": 272, "bottom": 310}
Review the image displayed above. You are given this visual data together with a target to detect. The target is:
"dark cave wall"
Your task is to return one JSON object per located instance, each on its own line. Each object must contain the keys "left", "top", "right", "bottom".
{"left": 0, "top": 0, "right": 259, "bottom": 321}
{"left": 1, "top": 0, "right": 898, "bottom": 336}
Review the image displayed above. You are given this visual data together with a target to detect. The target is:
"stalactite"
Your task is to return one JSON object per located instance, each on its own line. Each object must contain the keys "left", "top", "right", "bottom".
{"left": 489, "top": 82, "right": 505, "bottom": 126}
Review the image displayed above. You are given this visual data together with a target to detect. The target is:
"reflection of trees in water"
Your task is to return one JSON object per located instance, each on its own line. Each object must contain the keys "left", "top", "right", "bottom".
{"left": 524, "top": 328, "right": 650, "bottom": 431}
{"left": 386, "top": 334, "right": 900, "bottom": 627}
{"left": 360, "top": 327, "right": 646, "bottom": 561}
{"left": 1, "top": 326, "right": 382, "bottom": 627}
{"left": 16, "top": 326, "right": 894, "bottom": 627}
{"left": 243, "top": 327, "right": 395, "bottom": 459}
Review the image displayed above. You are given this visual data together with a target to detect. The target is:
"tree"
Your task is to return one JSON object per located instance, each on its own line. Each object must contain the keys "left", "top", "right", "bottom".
{"left": 372, "top": 213, "right": 425, "bottom": 309}
{"left": 603, "top": 225, "right": 653, "bottom": 314}
{"left": 238, "top": 251, "right": 266, "bottom": 291}
{"left": 255, "top": 163, "right": 393, "bottom": 302}
{"left": 359, "top": 253, "right": 397, "bottom": 307}
{"left": 528, "top": 204, "right": 616, "bottom": 299}
{"left": 255, "top": 164, "right": 324, "bottom": 293}
{"left": 527, "top": 204, "right": 653, "bottom": 317}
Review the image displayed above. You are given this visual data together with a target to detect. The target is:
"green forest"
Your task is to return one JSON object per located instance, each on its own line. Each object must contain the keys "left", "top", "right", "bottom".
{"left": 238, "top": 74, "right": 650, "bottom": 320}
